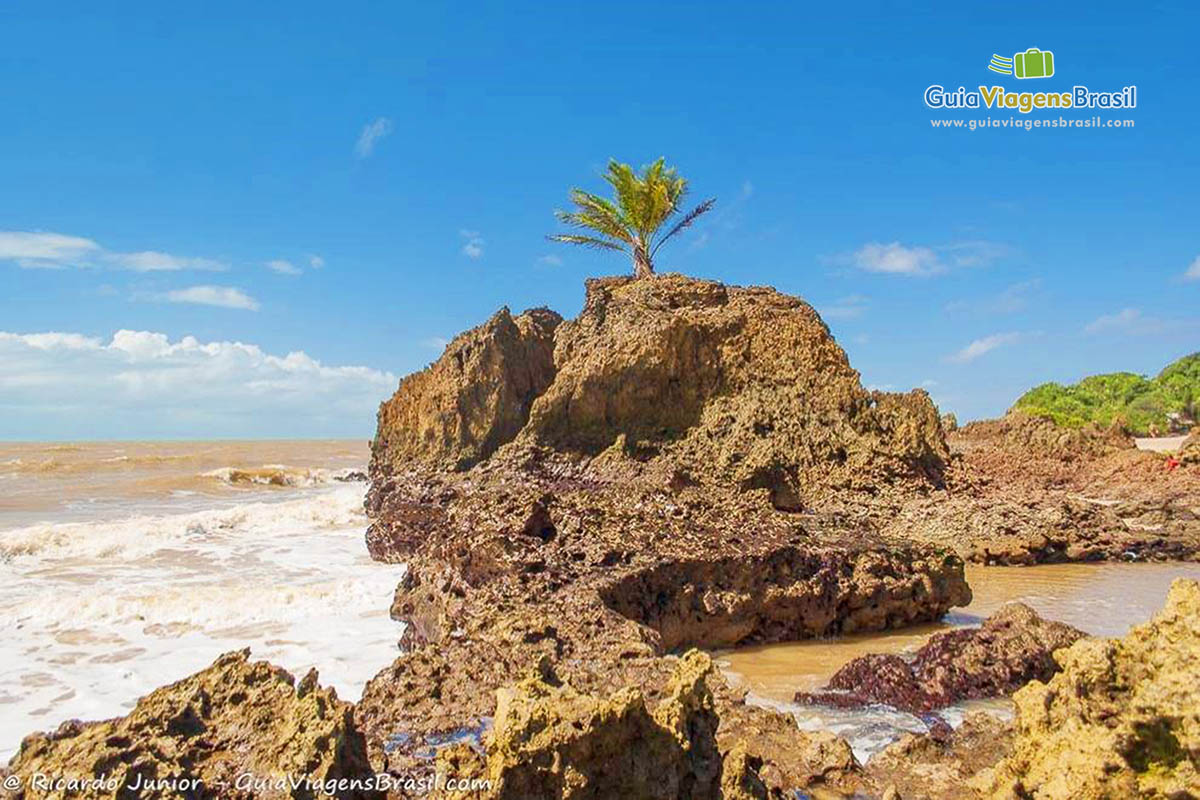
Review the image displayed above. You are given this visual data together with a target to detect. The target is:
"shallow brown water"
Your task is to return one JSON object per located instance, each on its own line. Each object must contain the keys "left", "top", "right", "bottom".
{"left": 717, "top": 561, "right": 1200, "bottom": 759}
{"left": 719, "top": 561, "right": 1200, "bottom": 703}
{"left": 0, "top": 439, "right": 367, "bottom": 527}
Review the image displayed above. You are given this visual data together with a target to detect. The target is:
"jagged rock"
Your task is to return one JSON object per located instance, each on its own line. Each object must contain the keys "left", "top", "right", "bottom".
{"left": 360, "top": 274, "right": 970, "bottom": 797}
{"left": 797, "top": 603, "right": 1086, "bottom": 713}
{"left": 514, "top": 275, "right": 948, "bottom": 506}
{"left": 1, "top": 650, "right": 379, "bottom": 799}
{"left": 372, "top": 306, "right": 561, "bottom": 471}
{"left": 877, "top": 411, "right": 1200, "bottom": 565}
{"left": 453, "top": 651, "right": 730, "bottom": 799}
{"left": 979, "top": 578, "right": 1200, "bottom": 799}
{"left": 1180, "top": 431, "right": 1200, "bottom": 465}
{"left": 867, "top": 713, "right": 1012, "bottom": 800}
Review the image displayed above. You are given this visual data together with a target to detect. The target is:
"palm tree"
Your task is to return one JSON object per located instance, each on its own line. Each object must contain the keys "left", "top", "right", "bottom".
{"left": 548, "top": 158, "right": 715, "bottom": 278}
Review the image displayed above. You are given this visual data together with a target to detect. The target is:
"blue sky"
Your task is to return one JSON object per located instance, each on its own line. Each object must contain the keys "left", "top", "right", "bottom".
{"left": 1, "top": 2, "right": 1197, "bottom": 439}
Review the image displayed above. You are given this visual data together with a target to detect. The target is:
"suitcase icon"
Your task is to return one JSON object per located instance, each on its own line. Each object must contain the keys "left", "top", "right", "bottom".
{"left": 1014, "top": 48, "right": 1055, "bottom": 79}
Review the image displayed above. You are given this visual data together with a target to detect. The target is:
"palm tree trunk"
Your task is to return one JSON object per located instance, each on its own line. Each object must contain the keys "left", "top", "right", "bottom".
{"left": 632, "top": 242, "right": 654, "bottom": 278}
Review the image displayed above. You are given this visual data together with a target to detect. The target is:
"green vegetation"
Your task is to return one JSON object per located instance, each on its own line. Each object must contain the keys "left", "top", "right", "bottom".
{"left": 1011, "top": 352, "right": 1200, "bottom": 434}
{"left": 548, "top": 158, "right": 715, "bottom": 278}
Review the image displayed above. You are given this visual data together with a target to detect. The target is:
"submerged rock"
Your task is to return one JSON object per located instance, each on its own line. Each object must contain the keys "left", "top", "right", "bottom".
{"left": 867, "top": 712, "right": 1013, "bottom": 800}
{"left": 979, "top": 578, "right": 1200, "bottom": 799}
{"left": 2, "top": 650, "right": 379, "bottom": 799}
{"left": 797, "top": 603, "right": 1086, "bottom": 713}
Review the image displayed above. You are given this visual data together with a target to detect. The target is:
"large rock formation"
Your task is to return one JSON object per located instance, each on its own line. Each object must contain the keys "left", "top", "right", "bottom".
{"left": 371, "top": 275, "right": 949, "bottom": 510}
{"left": 1, "top": 650, "right": 379, "bottom": 799}
{"left": 796, "top": 603, "right": 1086, "bottom": 713}
{"left": 979, "top": 578, "right": 1200, "bottom": 799}
{"left": 360, "top": 274, "right": 971, "bottom": 797}
{"left": 373, "top": 306, "right": 561, "bottom": 471}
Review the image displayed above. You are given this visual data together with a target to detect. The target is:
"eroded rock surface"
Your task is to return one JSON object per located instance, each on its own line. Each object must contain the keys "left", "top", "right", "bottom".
{"left": 360, "top": 274, "right": 971, "bottom": 797}
{"left": 796, "top": 603, "right": 1086, "bottom": 713}
{"left": 979, "top": 578, "right": 1200, "bottom": 799}
{"left": 2, "top": 650, "right": 379, "bottom": 799}
{"left": 373, "top": 306, "right": 561, "bottom": 471}
{"left": 878, "top": 412, "right": 1200, "bottom": 564}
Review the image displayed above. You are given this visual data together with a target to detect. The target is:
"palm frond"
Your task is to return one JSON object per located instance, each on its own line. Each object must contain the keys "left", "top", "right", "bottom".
{"left": 650, "top": 198, "right": 716, "bottom": 257}
{"left": 546, "top": 234, "right": 627, "bottom": 252}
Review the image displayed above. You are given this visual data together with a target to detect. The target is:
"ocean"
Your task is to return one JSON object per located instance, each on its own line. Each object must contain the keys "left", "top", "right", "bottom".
{"left": 0, "top": 440, "right": 406, "bottom": 762}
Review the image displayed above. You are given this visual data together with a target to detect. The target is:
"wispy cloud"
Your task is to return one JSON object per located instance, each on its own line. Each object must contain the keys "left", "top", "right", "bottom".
{"left": 0, "top": 230, "right": 227, "bottom": 272}
{"left": 421, "top": 336, "right": 450, "bottom": 351}
{"left": 0, "top": 231, "right": 100, "bottom": 268}
{"left": 355, "top": 117, "right": 393, "bottom": 159}
{"left": 1184, "top": 255, "right": 1200, "bottom": 281}
{"left": 846, "top": 240, "right": 1007, "bottom": 278}
{"left": 1084, "top": 307, "right": 1200, "bottom": 337}
{"left": 162, "top": 285, "right": 261, "bottom": 311}
{"left": 946, "top": 332, "right": 1023, "bottom": 364}
{"left": 308, "top": 254, "right": 325, "bottom": 269}
{"left": 946, "top": 278, "right": 1041, "bottom": 315}
{"left": 460, "top": 229, "right": 484, "bottom": 259}
{"left": 1084, "top": 307, "right": 1141, "bottom": 334}
{"left": 266, "top": 259, "right": 302, "bottom": 275}
{"left": 537, "top": 254, "right": 563, "bottom": 267}
{"left": 105, "top": 251, "right": 226, "bottom": 272}
{"left": 820, "top": 294, "right": 869, "bottom": 320}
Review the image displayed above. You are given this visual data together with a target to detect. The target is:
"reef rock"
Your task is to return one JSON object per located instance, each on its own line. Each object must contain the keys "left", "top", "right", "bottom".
{"left": 980, "top": 578, "right": 1200, "bottom": 799}
{"left": 797, "top": 603, "right": 1086, "bottom": 713}
{"left": 441, "top": 651, "right": 732, "bottom": 799}
{"left": 373, "top": 306, "right": 561, "bottom": 471}
{"left": 360, "top": 274, "right": 971, "bottom": 797}
{"left": 867, "top": 712, "right": 1013, "bottom": 800}
{"left": 370, "top": 274, "right": 949, "bottom": 511}
{"left": 2, "top": 650, "right": 378, "bottom": 799}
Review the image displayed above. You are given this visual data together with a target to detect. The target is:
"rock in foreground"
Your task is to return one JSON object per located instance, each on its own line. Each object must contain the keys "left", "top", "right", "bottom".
{"left": 796, "top": 603, "right": 1086, "bottom": 713}
{"left": 980, "top": 577, "right": 1200, "bottom": 799}
{"left": 2, "top": 650, "right": 379, "bottom": 799}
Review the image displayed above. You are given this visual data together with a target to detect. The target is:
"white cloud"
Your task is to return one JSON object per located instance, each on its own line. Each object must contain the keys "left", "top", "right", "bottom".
{"left": 355, "top": 117, "right": 393, "bottom": 158}
{"left": 308, "top": 254, "right": 325, "bottom": 269}
{"left": 1184, "top": 255, "right": 1200, "bottom": 281}
{"left": 0, "top": 330, "right": 397, "bottom": 438}
{"left": 421, "top": 337, "right": 450, "bottom": 351}
{"left": 853, "top": 242, "right": 941, "bottom": 276}
{"left": 460, "top": 229, "right": 484, "bottom": 259}
{"left": 921, "top": 379, "right": 939, "bottom": 388}
{"left": 537, "top": 254, "right": 563, "bottom": 267}
{"left": 0, "top": 230, "right": 227, "bottom": 272}
{"left": 266, "top": 259, "right": 301, "bottom": 275}
{"left": 162, "top": 286, "right": 261, "bottom": 311}
{"left": 848, "top": 240, "right": 1006, "bottom": 277}
{"left": 947, "top": 332, "right": 1022, "bottom": 364}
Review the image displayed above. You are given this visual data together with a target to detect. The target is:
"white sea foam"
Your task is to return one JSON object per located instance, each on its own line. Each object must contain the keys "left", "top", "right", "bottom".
{"left": 200, "top": 464, "right": 366, "bottom": 488}
{"left": 0, "top": 483, "right": 405, "bottom": 762}
{"left": 0, "top": 484, "right": 367, "bottom": 562}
